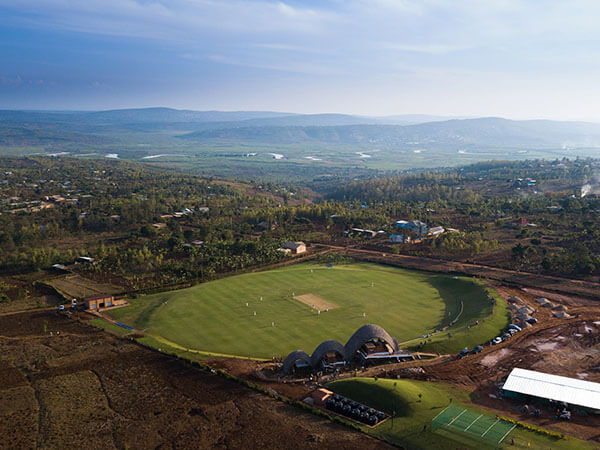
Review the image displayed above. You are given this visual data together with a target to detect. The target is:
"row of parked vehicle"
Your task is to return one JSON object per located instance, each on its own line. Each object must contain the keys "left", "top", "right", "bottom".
{"left": 325, "top": 394, "right": 386, "bottom": 426}
{"left": 457, "top": 318, "right": 539, "bottom": 358}
{"left": 457, "top": 345, "right": 483, "bottom": 359}
{"left": 491, "top": 322, "right": 529, "bottom": 345}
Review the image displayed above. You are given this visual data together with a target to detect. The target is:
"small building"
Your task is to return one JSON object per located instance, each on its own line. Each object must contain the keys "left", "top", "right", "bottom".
{"left": 503, "top": 367, "right": 600, "bottom": 414}
{"left": 395, "top": 220, "right": 428, "bottom": 236}
{"left": 428, "top": 226, "right": 445, "bottom": 236}
{"left": 257, "top": 221, "right": 278, "bottom": 231}
{"left": 78, "top": 256, "right": 95, "bottom": 264}
{"left": 283, "top": 241, "right": 307, "bottom": 254}
{"left": 350, "top": 228, "right": 378, "bottom": 238}
{"left": 84, "top": 295, "right": 126, "bottom": 310}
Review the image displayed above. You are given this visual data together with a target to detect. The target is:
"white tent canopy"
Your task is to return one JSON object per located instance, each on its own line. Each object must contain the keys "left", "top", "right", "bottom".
{"left": 503, "top": 368, "right": 600, "bottom": 412}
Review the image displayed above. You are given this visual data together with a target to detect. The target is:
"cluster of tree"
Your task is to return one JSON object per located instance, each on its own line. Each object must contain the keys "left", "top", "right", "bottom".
{"left": 1, "top": 156, "right": 600, "bottom": 300}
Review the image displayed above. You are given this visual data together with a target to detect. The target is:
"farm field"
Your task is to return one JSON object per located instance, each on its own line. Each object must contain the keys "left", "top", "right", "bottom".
{"left": 108, "top": 262, "right": 506, "bottom": 359}
{"left": 327, "top": 378, "right": 592, "bottom": 449}
{"left": 0, "top": 310, "right": 387, "bottom": 449}
{"left": 44, "top": 275, "right": 123, "bottom": 300}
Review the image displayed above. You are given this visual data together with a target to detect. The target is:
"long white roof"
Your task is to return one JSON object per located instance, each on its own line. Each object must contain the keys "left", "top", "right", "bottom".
{"left": 503, "top": 368, "right": 600, "bottom": 410}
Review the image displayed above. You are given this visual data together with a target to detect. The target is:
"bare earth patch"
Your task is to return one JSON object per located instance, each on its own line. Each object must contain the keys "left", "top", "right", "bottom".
{"left": 0, "top": 310, "right": 389, "bottom": 449}
{"left": 479, "top": 348, "right": 512, "bottom": 367}
{"left": 295, "top": 293, "right": 338, "bottom": 311}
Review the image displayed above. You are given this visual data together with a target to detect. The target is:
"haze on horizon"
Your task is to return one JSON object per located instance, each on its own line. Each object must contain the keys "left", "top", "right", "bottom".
{"left": 1, "top": 1, "right": 600, "bottom": 122}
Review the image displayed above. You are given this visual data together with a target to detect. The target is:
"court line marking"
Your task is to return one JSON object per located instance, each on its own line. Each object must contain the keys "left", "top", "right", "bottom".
{"left": 447, "top": 408, "right": 467, "bottom": 426}
{"left": 431, "top": 405, "right": 452, "bottom": 423}
{"left": 464, "top": 414, "right": 483, "bottom": 431}
{"left": 499, "top": 424, "right": 517, "bottom": 444}
{"left": 481, "top": 418, "right": 500, "bottom": 437}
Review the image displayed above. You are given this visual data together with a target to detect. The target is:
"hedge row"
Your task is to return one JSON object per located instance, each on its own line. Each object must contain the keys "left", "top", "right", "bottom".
{"left": 496, "top": 415, "right": 564, "bottom": 439}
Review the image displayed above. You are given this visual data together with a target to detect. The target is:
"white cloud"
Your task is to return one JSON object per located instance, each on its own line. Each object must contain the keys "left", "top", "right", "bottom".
{"left": 4, "top": 0, "right": 600, "bottom": 117}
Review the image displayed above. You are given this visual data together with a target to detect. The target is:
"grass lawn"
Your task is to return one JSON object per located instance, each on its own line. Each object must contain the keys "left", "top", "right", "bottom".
{"left": 403, "top": 281, "right": 510, "bottom": 354}
{"left": 86, "top": 318, "right": 134, "bottom": 337}
{"left": 108, "top": 262, "right": 507, "bottom": 359}
{"left": 327, "top": 378, "right": 593, "bottom": 449}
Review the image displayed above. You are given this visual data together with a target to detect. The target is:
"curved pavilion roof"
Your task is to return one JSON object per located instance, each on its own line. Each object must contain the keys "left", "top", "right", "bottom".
{"left": 344, "top": 324, "right": 399, "bottom": 361}
{"left": 281, "top": 350, "right": 311, "bottom": 374}
{"left": 310, "top": 340, "right": 347, "bottom": 368}
{"left": 281, "top": 324, "right": 401, "bottom": 374}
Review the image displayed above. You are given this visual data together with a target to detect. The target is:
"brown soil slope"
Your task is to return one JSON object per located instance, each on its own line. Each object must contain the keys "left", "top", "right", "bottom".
{"left": 0, "top": 311, "right": 389, "bottom": 450}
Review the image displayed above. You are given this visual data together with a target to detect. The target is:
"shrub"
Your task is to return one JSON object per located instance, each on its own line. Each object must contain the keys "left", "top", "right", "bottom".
{"left": 495, "top": 415, "right": 564, "bottom": 439}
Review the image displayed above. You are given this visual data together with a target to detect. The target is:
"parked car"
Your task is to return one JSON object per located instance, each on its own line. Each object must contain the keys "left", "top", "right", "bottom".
{"left": 525, "top": 318, "right": 538, "bottom": 324}
{"left": 471, "top": 345, "right": 483, "bottom": 354}
{"left": 508, "top": 324, "right": 522, "bottom": 332}
{"left": 501, "top": 333, "right": 511, "bottom": 341}
{"left": 457, "top": 348, "right": 469, "bottom": 359}
{"left": 492, "top": 337, "right": 502, "bottom": 345}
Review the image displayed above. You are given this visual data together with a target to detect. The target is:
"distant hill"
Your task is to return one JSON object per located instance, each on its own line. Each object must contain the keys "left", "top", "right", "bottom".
{"left": 0, "top": 108, "right": 294, "bottom": 126}
{"left": 84, "top": 108, "right": 294, "bottom": 124}
{"left": 181, "top": 117, "right": 600, "bottom": 149}
{"left": 0, "top": 108, "right": 453, "bottom": 128}
{"left": 3, "top": 108, "right": 600, "bottom": 153}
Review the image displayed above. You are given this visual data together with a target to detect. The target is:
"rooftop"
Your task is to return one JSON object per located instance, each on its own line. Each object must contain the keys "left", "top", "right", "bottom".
{"left": 503, "top": 367, "right": 600, "bottom": 411}
{"left": 283, "top": 241, "right": 305, "bottom": 249}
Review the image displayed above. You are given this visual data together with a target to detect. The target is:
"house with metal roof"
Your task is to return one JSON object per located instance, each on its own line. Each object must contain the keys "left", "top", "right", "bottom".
{"left": 503, "top": 368, "right": 600, "bottom": 413}
{"left": 282, "top": 241, "right": 307, "bottom": 254}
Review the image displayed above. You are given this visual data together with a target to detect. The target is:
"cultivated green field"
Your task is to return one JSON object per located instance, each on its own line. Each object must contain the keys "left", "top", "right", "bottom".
{"left": 108, "top": 262, "right": 507, "bottom": 359}
{"left": 327, "top": 378, "right": 593, "bottom": 449}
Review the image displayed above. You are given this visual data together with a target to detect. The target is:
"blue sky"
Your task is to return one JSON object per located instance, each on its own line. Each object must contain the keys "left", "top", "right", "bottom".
{"left": 1, "top": 0, "right": 600, "bottom": 120}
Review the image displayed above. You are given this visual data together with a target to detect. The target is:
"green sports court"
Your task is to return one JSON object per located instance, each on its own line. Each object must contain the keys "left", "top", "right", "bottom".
{"left": 431, "top": 404, "right": 516, "bottom": 446}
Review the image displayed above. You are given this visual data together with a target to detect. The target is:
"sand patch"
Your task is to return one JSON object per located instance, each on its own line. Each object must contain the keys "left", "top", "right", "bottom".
{"left": 535, "top": 341, "right": 559, "bottom": 351}
{"left": 295, "top": 294, "right": 338, "bottom": 311}
{"left": 480, "top": 348, "right": 512, "bottom": 367}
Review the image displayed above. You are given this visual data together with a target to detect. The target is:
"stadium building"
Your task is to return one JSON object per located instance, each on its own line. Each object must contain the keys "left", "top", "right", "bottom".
{"left": 281, "top": 324, "right": 412, "bottom": 374}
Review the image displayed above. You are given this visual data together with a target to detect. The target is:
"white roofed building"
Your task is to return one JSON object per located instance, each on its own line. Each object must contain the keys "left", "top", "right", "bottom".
{"left": 503, "top": 368, "right": 600, "bottom": 413}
